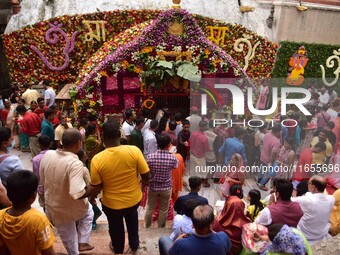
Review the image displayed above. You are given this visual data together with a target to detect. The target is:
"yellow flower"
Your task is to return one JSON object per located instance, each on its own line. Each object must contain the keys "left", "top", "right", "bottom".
{"left": 133, "top": 66, "right": 142, "bottom": 74}
{"left": 100, "top": 70, "right": 108, "bottom": 77}
{"left": 121, "top": 60, "right": 129, "bottom": 69}
{"left": 141, "top": 46, "right": 153, "bottom": 54}
{"left": 205, "top": 49, "right": 211, "bottom": 55}
{"left": 89, "top": 100, "right": 96, "bottom": 107}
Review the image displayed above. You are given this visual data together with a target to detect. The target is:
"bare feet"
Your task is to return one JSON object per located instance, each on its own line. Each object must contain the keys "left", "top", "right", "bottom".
{"left": 78, "top": 243, "right": 94, "bottom": 252}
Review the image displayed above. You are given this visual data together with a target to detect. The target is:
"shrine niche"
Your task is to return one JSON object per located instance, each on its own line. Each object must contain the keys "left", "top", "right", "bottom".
{"left": 286, "top": 46, "right": 309, "bottom": 86}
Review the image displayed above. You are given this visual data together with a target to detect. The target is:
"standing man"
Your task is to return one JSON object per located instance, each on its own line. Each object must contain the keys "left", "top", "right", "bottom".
{"left": 40, "top": 109, "right": 55, "bottom": 148}
{"left": 190, "top": 121, "right": 210, "bottom": 187}
{"left": 310, "top": 128, "right": 333, "bottom": 164}
{"left": 90, "top": 121, "right": 150, "bottom": 254}
{"left": 219, "top": 126, "right": 247, "bottom": 166}
{"left": 145, "top": 135, "right": 178, "bottom": 228}
{"left": 186, "top": 106, "right": 201, "bottom": 133}
{"left": 257, "top": 124, "right": 281, "bottom": 191}
{"left": 129, "top": 116, "right": 145, "bottom": 153}
{"left": 21, "top": 83, "right": 40, "bottom": 108}
{"left": 292, "top": 175, "right": 335, "bottom": 245}
{"left": 122, "top": 108, "right": 136, "bottom": 143}
{"left": 143, "top": 120, "right": 158, "bottom": 157}
{"left": 40, "top": 129, "right": 94, "bottom": 254}
{"left": 55, "top": 113, "right": 73, "bottom": 149}
{"left": 42, "top": 80, "right": 56, "bottom": 108}
{"left": 16, "top": 105, "right": 42, "bottom": 157}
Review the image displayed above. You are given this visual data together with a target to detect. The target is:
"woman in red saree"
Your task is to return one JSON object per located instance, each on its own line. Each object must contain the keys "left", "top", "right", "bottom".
{"left": 213, "top": 188, "right": 252, "bottom": 255}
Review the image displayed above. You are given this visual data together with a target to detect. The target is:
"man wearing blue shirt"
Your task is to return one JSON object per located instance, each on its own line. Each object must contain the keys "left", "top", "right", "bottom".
{"left": 218, "top": 127, "right": 247, "bottom": 166}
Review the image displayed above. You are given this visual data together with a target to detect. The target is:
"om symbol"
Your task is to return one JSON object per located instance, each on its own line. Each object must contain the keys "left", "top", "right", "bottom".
{"left": 30, "top": 22, "right": 78, "bottom": 71}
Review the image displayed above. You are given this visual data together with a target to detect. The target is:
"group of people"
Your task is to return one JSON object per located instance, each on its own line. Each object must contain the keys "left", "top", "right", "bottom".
{"left": 0, "top": 82, "right": 339, "bottom": 255}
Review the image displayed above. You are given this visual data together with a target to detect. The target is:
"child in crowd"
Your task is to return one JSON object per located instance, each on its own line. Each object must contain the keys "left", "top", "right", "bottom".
{"left": 246, "top": 189, "right": 265, "bottom": 221}
{"left": 0, "top": 170, "right": 55, "bottom": 255}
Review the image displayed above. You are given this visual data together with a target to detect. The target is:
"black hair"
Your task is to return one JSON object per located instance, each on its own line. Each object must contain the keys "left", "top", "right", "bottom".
{"left": 125, "top": 108, "right": 134, "bottom": 119}
{"left": 38, "top": 135, "right": 51, "bottom": 149}
{"left": 16, "top": 105, "right": 27, "bottom": 113}
{"left": 189, "top": 176, "right": 202, "bottom": 190}
{"left": 150, "top": 120, "right": 158, "bottom": 130}
{"left": 276, "top": 179, "right": 293, "bottom": 201}
{"left": 7, "top": 170, "right": 38, "bottom": 206}
{"left": 296, "top": 181, "right": 308, "bottom": 196}
{"left": 174, "top": 112, "right": 182, "bottom": 121}
{"left": 198, "top": 120, "right": 207, "bottom": 128}
{"left": 311, "top": 177, "right": 326, "bottom": 192}
{"left": 44, "top": 108, "right": 55, "bottom": 119}
{"left": 77, "top": 148, "right": 86, "bottom": 161}
{"left": 169, "top": 120, "right": 177, "bottom": 131}
{"left": 235, "top": 127, "right": 245, "bottom": 138}
{"left": 314, "top": 141, "right": 326, "bottom": 152}
{"left": 183, "top": 199, "right": 201, "bottom": 218}
{"left": 62, "top": 128, "right": 82, "bottom": 148}
{"left": 327, "top": 121, "right": 335, "bottom": 129}
{"left": 284, "top": 137, "right": 294, "bottom": 147}
{"left": 42, "top": 80, "right": 50, "bottom": 86}
{"left": 135, "top": 116, "right": 145, "bottom": 126}
{"left": 272, "top": 124, "right": 282, "bottom": 134}
{"left": 191, "top": 205, "right": 215, "bottom": 229}
{"left": 141, "top": 108, "right": 150, "bottom": 118}
{"left": 229, "top": 184, "right": 243, "bottom": 199}
{"left": 0, "top": 127, "right": 11, "bottom": 145}
{"left": 156, "top": 134, "right": 171, "bottom": 150}
{"left": 182, "top": 119, "right": 190, "bottom": 126}
{"left": 37, "top": 97, "right": 44, "bottom": 104}
{"left": 120, "top": 137, "right": 128, "bottom": 145}
{"left": 318, "top": 128, "right": 327, "bottom": 136}
{"left": 268, "top": 224, "right": 284, "bottom": 241}
{"left": 86, "top": 123, "right": 97, "bottom": 137}
{"left": 248, "top": 189, "right": 264, "bottom": 220}
{"left": 102, "top": 120, "right": 120, "bottom": 140}
{"left": 23, "top": 83, "right": 30, "bottom": 89}
{"left": 80, "top": 118, "right": 89, "bottom": 128}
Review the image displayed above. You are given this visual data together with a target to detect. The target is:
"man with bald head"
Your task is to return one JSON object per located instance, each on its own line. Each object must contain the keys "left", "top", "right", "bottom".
{"left": 40, "top": 128, "right": 94, "bottom": 254}
{"left": 168, "top": 205, "right": 231, "bottom": 255}
{"left": 292, "top": 175, "right": 335, "bottom": 245}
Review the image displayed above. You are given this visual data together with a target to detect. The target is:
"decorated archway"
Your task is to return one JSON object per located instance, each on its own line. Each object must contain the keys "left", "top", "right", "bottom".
{"left": 73, "top": 8, "right": 255, "bottom": 120}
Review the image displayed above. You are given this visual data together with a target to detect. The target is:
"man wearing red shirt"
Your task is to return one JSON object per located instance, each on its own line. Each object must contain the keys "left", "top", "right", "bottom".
{"left": 16, "top": 105, "right": 42, "bottom": 157}
{"left": 189, "top": 121, "right": 211, "bottom": 187}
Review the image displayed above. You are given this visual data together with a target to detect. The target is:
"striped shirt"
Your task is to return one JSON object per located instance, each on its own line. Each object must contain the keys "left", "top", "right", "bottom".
{"left": 147, "top": 150, "right": 178, "bottom": 192}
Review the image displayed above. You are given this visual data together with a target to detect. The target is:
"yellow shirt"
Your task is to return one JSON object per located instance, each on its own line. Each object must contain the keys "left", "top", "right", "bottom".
{"left": 0, "top": 208, "right": 54, "bottom": 255}
{"left": 91, "top": 145, "right": 149, "bottom": 210}
{"left": 311, "top": 137, "right": 333, "bottom": 159}
{"left": 247, "top": 201, "right": 265, "bottom": 221}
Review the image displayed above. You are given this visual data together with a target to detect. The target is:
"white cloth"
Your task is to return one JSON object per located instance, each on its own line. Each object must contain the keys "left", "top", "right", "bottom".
{"left": 55, "top": 123, "right": 73, "bottom": 144}
{"left": 204, "top": 130, "right": 217, "bottom": 162}
{"left": 169, "top": 214, "right": 194, "bottom": 241}
{"left": 292, "top": 192, "right": 335, "bottom": 244}
{"left": 55, "top": 204, "right": 93, "bottom": 255}
{"left": 44, "top": 88, "right": 56, "bottom": 107}
{"left": 255, "top": 207, "right": 272, "bottom": 226}
{"left": 141, "top": 119, "right": 152, "bottom": 134}
{"left": 186, "top": 114, "right": 201, "bottom": 133}
{"left": 122, "top": 121, "right": 135, "bottom": 137}
{"left": 143, "top": 129, "right": 157, "bottom": 157}
{"left": 0, "top": 155, "right": 24, "bottom": 186}
{"left": 327, "top": 109, "right": 338, "bottom": 119}
{"left": 174, "top": 123, "right": 183, "bottom": 137}
{"left": 319, "top": 92, "right": 330, "bottom": 105}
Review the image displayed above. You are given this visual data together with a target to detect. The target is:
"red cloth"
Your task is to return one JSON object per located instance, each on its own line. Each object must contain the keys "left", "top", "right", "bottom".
{"left": 292, "top": 147, "right": 313, "bottom": 181}
{"left": 0, "top": 109, "right": 9, "bottom": 123}
{"left": 190, "top": 131, "right": 210, "bottom": 158}
{"left": 212, "top": 196, "right": 251, "bottom": 255}
{"left": 19, "top": 112, "right": 42, "bottom": 136}
{"left": 34, "top": 106, "right": 48, "bottom": 119}
{"left": 268, "top": 200, "right": 303, "bottom": 227}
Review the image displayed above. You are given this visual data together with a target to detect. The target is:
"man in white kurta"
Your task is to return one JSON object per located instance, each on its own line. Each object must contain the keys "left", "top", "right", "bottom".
{"left": 40, "top": 128, "right": 94, "bottom": 254}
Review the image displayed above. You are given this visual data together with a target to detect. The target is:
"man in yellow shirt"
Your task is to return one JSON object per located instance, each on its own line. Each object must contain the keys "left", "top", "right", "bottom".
{"left": 311, "top": 129, "right": 333, "bottom": 164}
{"left": 0, "top": 170, "right": 55, "bottom": 255}
{"left": 90, "top": 120, "right": 150, "bottom": 254}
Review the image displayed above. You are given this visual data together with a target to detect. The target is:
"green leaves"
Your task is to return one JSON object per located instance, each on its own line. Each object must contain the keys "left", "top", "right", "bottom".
{"left": 176, "top": 62, "right": 201, "bottom": 82}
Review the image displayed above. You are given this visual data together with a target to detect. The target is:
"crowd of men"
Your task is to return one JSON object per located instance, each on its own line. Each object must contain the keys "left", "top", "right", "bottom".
{"left": 0, "top": 84, "right": 339, "bottom": 255}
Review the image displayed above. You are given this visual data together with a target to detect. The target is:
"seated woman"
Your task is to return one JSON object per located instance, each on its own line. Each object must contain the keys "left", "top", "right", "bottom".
{"left": 213, "top": 185, "right": 252, "bottom": 255}
{"left": 247, "top": 189, "right": 265, "bottom": 221}
{"left": 219, "top": 153, "right": 245, "bottom": 197}
{"left": 256, "top": 224, "right": 312, "bottom": 255}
